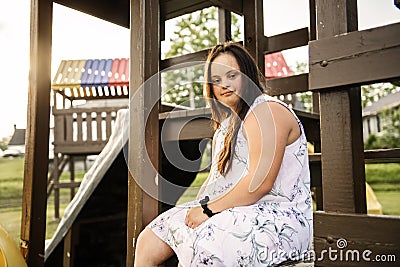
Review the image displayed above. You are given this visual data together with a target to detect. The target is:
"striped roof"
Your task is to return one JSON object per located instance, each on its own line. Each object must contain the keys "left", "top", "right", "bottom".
{"left": 52, "top": 54, "right": 292, "bottom": 99}
{"left": 52, "top": 58, "right": 129, "bottom": 99}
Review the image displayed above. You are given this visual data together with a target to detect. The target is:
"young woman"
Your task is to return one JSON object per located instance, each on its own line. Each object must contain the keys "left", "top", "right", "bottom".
{"left": 134, "top": 42, "right": 313, "bottom": 266}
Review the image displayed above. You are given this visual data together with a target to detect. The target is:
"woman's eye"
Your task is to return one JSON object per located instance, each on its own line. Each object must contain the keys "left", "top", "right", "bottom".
{"left": 228, "top": 72, "right": 238, "bottom": 79}
{"left": 212, "top": 79, "right": 221, "bottom": 84}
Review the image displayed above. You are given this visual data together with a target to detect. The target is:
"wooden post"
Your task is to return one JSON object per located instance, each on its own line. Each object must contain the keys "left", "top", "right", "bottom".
{"left": 312, "top": 0, "right": 366, "bottom": 213}
{"left": 20, "top": 0, "right": 53, "bottom": 265}
{"left": 243, "top": 0, "right": 264, "bottom": 75}
{"left": 69, "top": 155, "right": 75, "bottom": 200}
{"left": 218, "top": 8, "right": 232, "bottom": 43}
{"left": 53, "top": 154, "right": 60, "bottom": 219}
{"left": 127, "top": 0, "right": 160, "bottom": 265}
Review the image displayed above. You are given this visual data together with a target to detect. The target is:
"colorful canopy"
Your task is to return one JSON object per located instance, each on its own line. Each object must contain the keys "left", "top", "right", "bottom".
{"left": 52, "top": 58, "right": 129, "bottom": 99}
{"left": 52, "top": 53, "right": 292, "bottom": 99}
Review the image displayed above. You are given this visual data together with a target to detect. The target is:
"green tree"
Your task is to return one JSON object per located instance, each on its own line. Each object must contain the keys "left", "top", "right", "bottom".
{"left": 0, "top": 138, "right": 7, "bottom": 151}
{"left": 361, "top": 83, "right": 400, "bottom": 108}
{"left": 365, "top": 107, "right": 400, "bottom": 149}
{"left": 162, "top": 7, "right": 242, "bottom": 108}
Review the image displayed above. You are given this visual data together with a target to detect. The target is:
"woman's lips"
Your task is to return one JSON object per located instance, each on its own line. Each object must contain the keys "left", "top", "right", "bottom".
{"left": 221, "top": 91, "right": 234, "bottom": 96}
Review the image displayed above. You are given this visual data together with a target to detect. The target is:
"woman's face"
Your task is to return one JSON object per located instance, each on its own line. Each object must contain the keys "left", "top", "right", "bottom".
{"left": 210, "top": 53, "right": 243, "bottom": 110}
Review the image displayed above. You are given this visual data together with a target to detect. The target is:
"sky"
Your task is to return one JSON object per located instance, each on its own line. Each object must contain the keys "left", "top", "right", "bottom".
{"left": 0, "top": 0, "right": 399, "bottom": 139}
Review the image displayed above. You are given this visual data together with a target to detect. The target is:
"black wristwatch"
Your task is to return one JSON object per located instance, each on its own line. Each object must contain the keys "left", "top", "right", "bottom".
{"left": 199, "top": 196, "right": 219, "bottom": 217}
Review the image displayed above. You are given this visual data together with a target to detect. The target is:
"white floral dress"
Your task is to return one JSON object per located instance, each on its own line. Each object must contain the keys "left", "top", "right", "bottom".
{"left": 148, "top": 94, "right": 313, "bottom": 266}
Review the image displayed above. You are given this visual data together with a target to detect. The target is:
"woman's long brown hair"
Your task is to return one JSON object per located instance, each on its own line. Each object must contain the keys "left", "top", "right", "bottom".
{"left": 204, "top": 42, "right": 266, "bottom": 175}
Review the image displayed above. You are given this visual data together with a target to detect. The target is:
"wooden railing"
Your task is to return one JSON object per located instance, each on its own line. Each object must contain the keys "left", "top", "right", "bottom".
{"left": 52, "top": 106, "right": 126, "bottom": 155}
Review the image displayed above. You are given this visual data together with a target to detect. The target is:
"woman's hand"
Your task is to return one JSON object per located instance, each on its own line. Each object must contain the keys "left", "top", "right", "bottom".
{"left": 185, "top": 206, "right": 208, "bottom": 228}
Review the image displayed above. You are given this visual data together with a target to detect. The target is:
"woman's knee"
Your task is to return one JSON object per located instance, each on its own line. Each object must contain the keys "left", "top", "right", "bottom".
{"left": 134, "top": 227, "right": 174, "bottom": 263}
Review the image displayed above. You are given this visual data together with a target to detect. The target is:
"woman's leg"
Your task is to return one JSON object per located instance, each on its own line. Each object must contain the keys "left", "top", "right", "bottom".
{"left": 134, "top": 227, "right": 175, "bottom": 267}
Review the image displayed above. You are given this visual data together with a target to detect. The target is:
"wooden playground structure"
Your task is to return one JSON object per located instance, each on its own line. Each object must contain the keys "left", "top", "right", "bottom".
{"left": 17, "top": 0, "right": 400, "bottom": 266}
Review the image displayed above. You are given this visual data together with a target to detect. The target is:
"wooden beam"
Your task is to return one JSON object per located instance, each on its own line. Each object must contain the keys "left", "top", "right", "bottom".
{"left": 20, "top": 0, "right": 52, "bottom": 265}
{"left": 160, "top": 108, "right": 213, "bottom": 141}
{"left": 128, "top": 0, "right": 160, "bottom": 265}
{"left": 218, "top": 7, "right": 232, "bottom": 42}
{"left": 54, "top": 0, "right": 130, "bottom": 28}
{"left": 313, "top": 212, "right": 400, "bottom": 267}
{"left": 309, "top": 148, "right": 400, "bottom": 164}
{"left": 314, "top": 0, "right": 366, "bottom": 214}
{"left": 159, "top": 107, "right": 319, "bottom": 142}
{"left": 161, "top": 0, "right": 212, "bottom": 20}
{"left": 243, "top": 0, "right": 264, "bottom": 74}
{"left": 210, "top": 0, "right": 242, "bottom": 15}
{"left": 266, "top": 73, "right": 309, "bottom": 96}
{"left": 160, "top": 49, "right": 209, "bottom": 71}
{"left": 263, "top": 27, "right": 309, "bottom": 54}
{"left": 309, "top": 23, "right": 400, "bottom": 90}
{"left": 309, "top": 0, "right": 317, "bottom": 41}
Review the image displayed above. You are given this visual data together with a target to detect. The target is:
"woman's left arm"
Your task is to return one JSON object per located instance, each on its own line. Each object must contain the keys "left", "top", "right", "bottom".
{"left": 186, "top": 102, "right": 295, "bottom": 228}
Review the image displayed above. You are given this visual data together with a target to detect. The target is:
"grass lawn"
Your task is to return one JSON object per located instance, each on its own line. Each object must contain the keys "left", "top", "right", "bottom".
{"left": 0, "top": 157, "right": 84, "bottom": 245}
{"left": 0, "top": 158, "right": 399, "bottom": 247}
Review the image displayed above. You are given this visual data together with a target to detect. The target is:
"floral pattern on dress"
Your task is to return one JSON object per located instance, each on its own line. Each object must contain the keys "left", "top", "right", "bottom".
{"left": 148, "top": 95, "right": 313, "bottom": 266}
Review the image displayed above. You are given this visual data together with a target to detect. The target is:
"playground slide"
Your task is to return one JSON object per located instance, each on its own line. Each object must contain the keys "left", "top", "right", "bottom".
{"left": 44, "top": 109, "right": 129, "bottom": 259}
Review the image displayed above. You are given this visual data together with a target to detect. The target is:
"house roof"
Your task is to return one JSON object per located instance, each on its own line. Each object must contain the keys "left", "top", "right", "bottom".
{"left": 8, "top": 128, "right": 26, "bottom": 146}
{"left": 362, "top": 90, "right": 400, "bottom": 117}
{"left": 264, "top": 52, "right": 294, "bottom": 79}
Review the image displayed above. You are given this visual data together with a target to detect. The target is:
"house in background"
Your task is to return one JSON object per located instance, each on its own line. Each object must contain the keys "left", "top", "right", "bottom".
{"left": 3, "top": 125, "right": 26, "bottom": 157}
{"left": 362, "top": 90, "right": 400, "bottom": 142}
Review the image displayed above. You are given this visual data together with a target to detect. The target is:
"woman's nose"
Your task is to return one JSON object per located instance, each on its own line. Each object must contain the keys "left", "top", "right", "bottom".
{"left": 221, "top": 77, "right": 230, "bottom": 88}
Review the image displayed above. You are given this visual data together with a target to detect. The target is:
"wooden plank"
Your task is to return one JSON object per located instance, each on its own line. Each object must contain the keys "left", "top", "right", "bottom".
{"left": 314, "top": 0, "right": 366, "bottom": 214}
{"left": 243, "top": 0, "right": 264, "bottom": 73}
{"left": 309, "top": 0, "right": 316, "bottom": 41}
{"left": 54, "top": 0, "right": 130, "bottom": 28}
{"left": 266, "top": 73, "right": 309, "bottom": 96}
{"left": 364, "top": 148, "right": 400, "bottom": 163}
{"left": 313, "top": 212, "right": 400, "bottom": 267}
{"left": 86, "top": 113, "right": 93, "bottom": 142}
{"left": 210, "top": 0, "right": 242, "bottom": 15}
{"left": 263, "top": 27, "right": 309, "bottom": 54}
{"left": 53, "top": 144, "right": 106, "bottom": 155}
{"left": 95, "top": 112, "right": 102, "bottom": 141}
{"left": 310, "top": 23, "right": 400, "bottom": 90}
{"left": 319, "top": 89, "right": 366, "bottom": 213}
{"left": 308, "top": 148, "right": 400, "bottom": 164}
{"left": 20, "top": 0, "right": 52, "bottom": 265}
{"left": 53, "top": 181, "right": 81, "bottom": 189}
{"left": 161, "top": 0, "right": 212, "bottom": 20}
{"left": 218, "top": 7, "right": 231, "bottom": 42}
{"left": 63, "top": 229, "right": 72, "bottom": 267}
{"left": 65, "top": 114, "right": 73, "bottom": 142}
{"left": 159, "top": 107, "right": 319, "bottom": 141}
{"left": 161, "top": 116, "right": 214, "bottom": 141}
{"left": 52, "top": 106, "right": 125, "bottom": 115}
{"left": 76, "top": 113, "right": 83, "bottom": 142}
{"left": 160, "top": 49, "right": 209, "bottom": 71}
{"left": 128, "top": 0, "right": 160, "bottom": 265}
{"left": 105, "top": 112, "right": 112, "bottom": 139}
{"left": 53, "top": 155, "right": 60, "bottom": 220}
